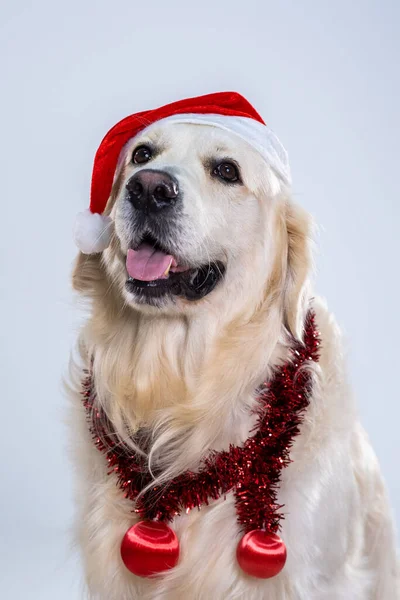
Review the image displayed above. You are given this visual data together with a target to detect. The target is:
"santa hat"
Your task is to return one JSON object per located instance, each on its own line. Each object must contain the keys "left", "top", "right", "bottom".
{"left": 74, "top": 91, "right": 291, "bottom": 254}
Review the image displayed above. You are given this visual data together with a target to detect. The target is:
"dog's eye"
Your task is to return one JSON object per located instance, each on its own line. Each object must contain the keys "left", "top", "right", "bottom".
{"left": 132, "top": 145, "right": 152, "bottom": 165}
{"left": 213, "top": 162, "right": 240, "bottom": 183}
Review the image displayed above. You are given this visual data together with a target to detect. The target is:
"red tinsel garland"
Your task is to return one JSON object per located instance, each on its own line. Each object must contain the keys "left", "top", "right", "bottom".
{"left": 82, "top": 311, "right": 320, "bottom": 535}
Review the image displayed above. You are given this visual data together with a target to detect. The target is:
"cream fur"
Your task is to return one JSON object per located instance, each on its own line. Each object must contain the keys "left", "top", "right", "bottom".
{"left": 68, "top": 122, "right": 399, "bottom": 599}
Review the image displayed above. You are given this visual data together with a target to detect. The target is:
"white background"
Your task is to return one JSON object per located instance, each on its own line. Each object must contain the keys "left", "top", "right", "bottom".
{"left": 1, "top": 1, "right": 399, "bottom": 598}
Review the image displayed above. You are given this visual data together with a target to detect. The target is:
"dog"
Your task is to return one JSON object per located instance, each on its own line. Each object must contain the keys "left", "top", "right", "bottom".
{"left": 68, "top": 95, "right": 398, "bottom": 599}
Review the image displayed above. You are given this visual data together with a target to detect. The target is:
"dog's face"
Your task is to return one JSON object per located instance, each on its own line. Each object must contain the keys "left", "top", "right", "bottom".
{"left": 101, "top": 121, "right": 286, "bottom": 316}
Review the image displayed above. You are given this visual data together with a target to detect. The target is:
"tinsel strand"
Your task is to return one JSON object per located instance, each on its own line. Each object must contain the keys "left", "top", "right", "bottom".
{"left": 82, "top": 311, "right": 320, "bottom": 533}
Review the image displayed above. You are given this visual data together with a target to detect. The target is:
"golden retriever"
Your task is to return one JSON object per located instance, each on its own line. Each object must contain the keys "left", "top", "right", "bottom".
{"left": 69, "top": 117, "right": 398, "bottom": 599}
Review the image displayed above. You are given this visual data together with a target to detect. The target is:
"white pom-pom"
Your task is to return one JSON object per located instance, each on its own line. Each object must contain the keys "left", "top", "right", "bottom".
{"left": 74, "top": 210, "right": 113, "bottom": 254}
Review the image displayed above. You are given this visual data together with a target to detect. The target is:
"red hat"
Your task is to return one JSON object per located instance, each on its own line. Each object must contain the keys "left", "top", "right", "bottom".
{"left": 74, "top": 91, "right": 290, "bottom": 254}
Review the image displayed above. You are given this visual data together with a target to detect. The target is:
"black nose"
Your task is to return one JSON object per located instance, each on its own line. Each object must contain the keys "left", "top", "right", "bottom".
{"left": 126, "top": 169, "right": 179, "bottom": 214}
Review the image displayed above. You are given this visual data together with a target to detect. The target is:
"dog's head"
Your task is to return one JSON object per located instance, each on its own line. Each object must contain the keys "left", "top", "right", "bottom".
{"left": 74, "top": 120, "right": 311, "bottom": 337}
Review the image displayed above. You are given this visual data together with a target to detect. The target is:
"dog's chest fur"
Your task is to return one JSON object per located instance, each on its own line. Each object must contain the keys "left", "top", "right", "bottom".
{"left": 69, "top": 298, "right": 398, "bottom": 599}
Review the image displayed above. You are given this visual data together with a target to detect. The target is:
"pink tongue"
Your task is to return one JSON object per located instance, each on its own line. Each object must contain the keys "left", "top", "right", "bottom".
{"left": 126, "top": 244, "right": 174, "bottom": 281}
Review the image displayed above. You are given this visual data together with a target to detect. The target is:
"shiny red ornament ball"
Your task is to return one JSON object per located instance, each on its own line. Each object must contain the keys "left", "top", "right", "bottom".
{"left": 237, "top": 530, "right": 287, "bottom": 578}
{"left": 120, "top": 521, "right": 180, "bottom": 577}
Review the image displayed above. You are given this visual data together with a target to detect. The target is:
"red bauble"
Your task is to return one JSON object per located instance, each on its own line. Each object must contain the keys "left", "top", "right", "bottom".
{"left": 120, "top": 521, "right": 180, "bottom": 578}
{"left": 237, "top": 531, "right": 287, "bottom": 579}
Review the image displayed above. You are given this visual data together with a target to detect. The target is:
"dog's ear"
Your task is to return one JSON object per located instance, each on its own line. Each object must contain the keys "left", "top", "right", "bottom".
{"left": 71, "top": 251, "right": 106, "bottom": 295}
{"left": 283, "top": 201, "right": 312, "bottom": 339}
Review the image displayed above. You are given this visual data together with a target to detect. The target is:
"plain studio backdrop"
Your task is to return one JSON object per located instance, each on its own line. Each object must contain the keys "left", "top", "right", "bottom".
{"left": 1, "top": 1, "right": 399, "bottom": 598}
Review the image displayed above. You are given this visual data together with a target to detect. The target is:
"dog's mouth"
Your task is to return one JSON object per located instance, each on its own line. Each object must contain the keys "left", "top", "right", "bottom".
{"left": 125, "top": 233, "right": 225, "bottom": 303}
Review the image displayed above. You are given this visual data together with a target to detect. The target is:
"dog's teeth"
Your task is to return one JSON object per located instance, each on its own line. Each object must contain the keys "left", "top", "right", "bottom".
{"left": 164, "top": 260, "right": 173, "bottom": 276}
